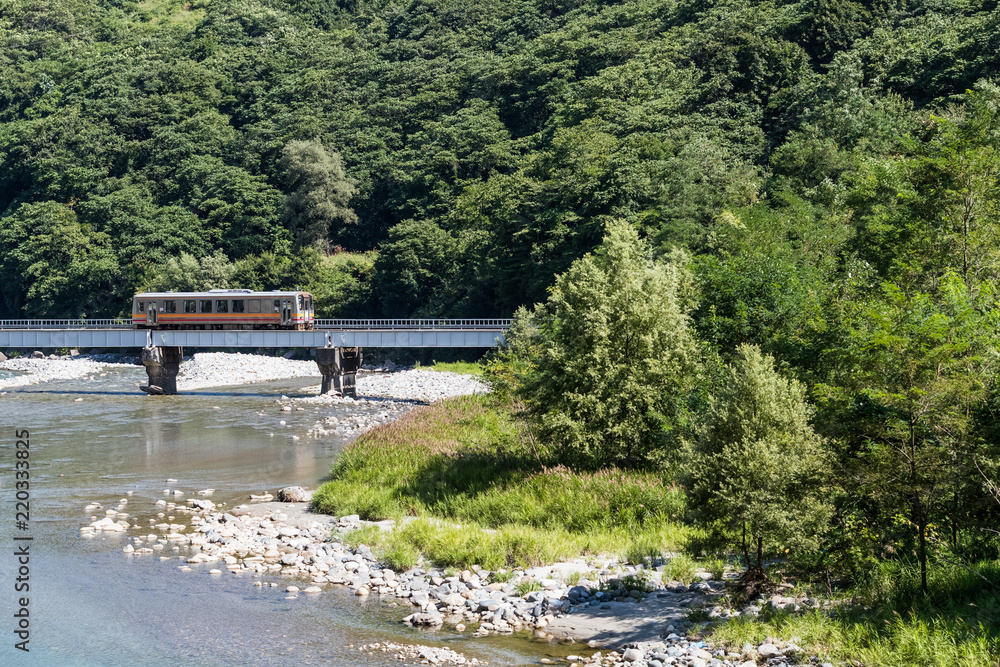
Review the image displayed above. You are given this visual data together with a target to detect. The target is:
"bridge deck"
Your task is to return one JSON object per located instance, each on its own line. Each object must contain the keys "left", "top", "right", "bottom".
{"left": 0, "top": 320, "right": 509, "bottom": 348}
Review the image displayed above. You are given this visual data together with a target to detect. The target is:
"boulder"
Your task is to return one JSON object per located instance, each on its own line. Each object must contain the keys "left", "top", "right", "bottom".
{"left": 757, "top": 643, "right": 782, "bottom": 659}
{"left": 0, "top": 351, "right": 6, "bottom": 362}
{"left": 408, "top": 612, "right": 444, "bottom": 627}
{"left": 188, "top": 499, "right": 215, "bottom": 511}
{"left": 277, "top": 486, "right": 310, "bottom": 502}
{"left": 622, "top": 647, "right": 644, "bottom": 662}
{"left": 31, "top": 351, "right": 44, "bottom": 359}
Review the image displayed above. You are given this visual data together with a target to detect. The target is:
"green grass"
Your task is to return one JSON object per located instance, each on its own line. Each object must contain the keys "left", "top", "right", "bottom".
{"left": 705, "top": 556, "right": 728, "bottom": 580}
{"left": 314, "top": 395, "right": 692, "bottom": 569}
{"left": 708, "top": 561, "right": 1000, "bottom": 667}
{"left": 413, "top": 360, "right": 484, "bottom": 376}
{"left": 136, "top": 0, "right": 207, "bottom": 28}
{"left": 663, "top": 553, "right": 698, "bottom": 585}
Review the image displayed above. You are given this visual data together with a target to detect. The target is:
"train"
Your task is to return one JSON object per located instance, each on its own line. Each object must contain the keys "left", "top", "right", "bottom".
{"left": 132, "top": 290, "right": 315, "bottom": 330}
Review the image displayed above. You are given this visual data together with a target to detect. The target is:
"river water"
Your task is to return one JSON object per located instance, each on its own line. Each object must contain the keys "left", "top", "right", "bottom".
{"left": 0, "top": 365, "right": 564, "bottom": 666}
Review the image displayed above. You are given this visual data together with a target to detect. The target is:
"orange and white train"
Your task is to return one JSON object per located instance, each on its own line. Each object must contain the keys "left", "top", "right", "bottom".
{"left": 132, "top": 290, "right": 314, "bottom": 330}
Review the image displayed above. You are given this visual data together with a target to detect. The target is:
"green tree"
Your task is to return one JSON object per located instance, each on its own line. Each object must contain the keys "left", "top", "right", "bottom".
{"left": 518, "top": 221, "right": 700, "bottom": 469}
{"left": 817, "top": 276, "right": 995, "bottom": 592}
{"left": 146, "top": 250, "right": 236, "bottom": 292}
{"left": 279, "top": 139, "right": 357, "bottom": 251}
{"left": 0, "top": 200, "right": 118, "bottom": 317}
{"left": 372, "top": 219, "right": 461, "bottom": 317}
{"left": 687, "top": 344, "right": 833, "bottom": 578}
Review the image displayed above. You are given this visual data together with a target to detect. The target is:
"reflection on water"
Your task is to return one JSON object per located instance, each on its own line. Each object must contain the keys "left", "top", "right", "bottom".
{"left": 0, "top": 368, "right": 557, "bottom": 666}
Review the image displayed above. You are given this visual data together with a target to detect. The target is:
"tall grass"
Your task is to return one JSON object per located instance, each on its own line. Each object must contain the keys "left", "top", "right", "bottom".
{"left": 709, "top": 560, "right": 1000, "bottom": 667}
{"left": 314, "top": 395, "right": 692, "bottom": 569}
{"left": 412, "top": 360, "right": 484, "bottom": 376}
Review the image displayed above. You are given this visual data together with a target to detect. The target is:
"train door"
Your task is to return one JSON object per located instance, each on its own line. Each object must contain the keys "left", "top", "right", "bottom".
{"left": 280, "top": 299, "right": 292, "bottom": 326}
{"left": 148, "top": 301, "right": 158, "bottom": 326}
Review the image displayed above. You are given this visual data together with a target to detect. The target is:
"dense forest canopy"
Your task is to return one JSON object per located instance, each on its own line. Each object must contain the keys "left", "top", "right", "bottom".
{"left": 2, "top": 0, "right": 1000, "bottom": 320}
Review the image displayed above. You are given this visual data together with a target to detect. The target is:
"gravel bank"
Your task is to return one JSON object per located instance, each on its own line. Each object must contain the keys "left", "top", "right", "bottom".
{"left": 177, "top": 352, "right": 317, "bottom": 391}
{"left": 0, "top": 356, "right": 136, "bottom": 391}
{"left": 299, "top": 368, "right": 489, "bottom": 404}
{"left": 80, "top": 493, "right": 838, "bottom": 666}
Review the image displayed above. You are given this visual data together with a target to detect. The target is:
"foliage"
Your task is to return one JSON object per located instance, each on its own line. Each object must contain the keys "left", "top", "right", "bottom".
{"left": 312, "top": 394, "right": 693, "bottom": 566}
{"left": 708, "top": 560, "right": 1000, "bottom": 667}
{"left": 815, "top": 275, "right": 998, "bottom": 591}
{"left": 516, "top": 222, "right": 700, "bottom": 469}
{"left": 3, "top": 0, "right": 1000, "bottom": 649}
{"left": 279, "top": 139, "right": 358, "bottom": 251}
{"left": 662, "top": 554, "right": 698, "bottom": 585}
{"left": 146, "top": 250, "right": 236, "bottom": 292}
{"left": 687, "top": 345, "right": 834, "bottom": 572}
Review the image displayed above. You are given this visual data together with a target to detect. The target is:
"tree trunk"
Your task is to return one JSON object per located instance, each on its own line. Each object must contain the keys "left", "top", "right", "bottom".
{"left": 741, "top": 522, "right": 750, "bottom": 570}
{"left": 919, "top": 517, "right": 928, "bottom": 594}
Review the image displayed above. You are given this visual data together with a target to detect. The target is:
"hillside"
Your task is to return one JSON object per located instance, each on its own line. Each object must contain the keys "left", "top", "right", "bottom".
{"left": 2, "top": 0, "right": 999, "bottom": 319}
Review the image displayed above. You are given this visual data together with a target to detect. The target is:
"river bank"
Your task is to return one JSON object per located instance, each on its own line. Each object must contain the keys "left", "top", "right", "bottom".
{"left": 5, "top": 352, "right": 839, "bottom": 666}
{"left": 83, "top": 489, "right": 830, "bottom": 667}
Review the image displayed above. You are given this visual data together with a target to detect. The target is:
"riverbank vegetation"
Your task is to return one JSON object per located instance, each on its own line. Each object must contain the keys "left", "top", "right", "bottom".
{"left": 313, "top": 394, "right": 692, "bottom": 569}
{"left": 318, "top": 219, "right": 1000, "bottom": 664}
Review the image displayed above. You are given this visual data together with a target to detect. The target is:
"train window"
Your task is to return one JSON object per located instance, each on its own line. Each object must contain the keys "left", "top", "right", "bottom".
{"left": 248, "top": 300, "right": 261, "bottom": 314}
{"left": 184, "top": 300, "right": 197, "bottom": 313}
{"left": 297, "top": 294, "right": 304, "bottom": 310}
{"left": 232, "top": 300, "right": 245, "bottom": 313}
{"left": 137, "top": 301, "right": 145, "bottom": 313}
{"left": 304, "top": 297, "right": 312, "bottom": 311}
{"left": 201, "top": 300, "right": 212, "bottom": 313}
{"left": 216, "top": 300, "right": 229, "bottom": 313}
{"left": 164, "top": 301, "right": 177, "bottom": 313}
{"left": 273, "top": 300, "right": 281, "bottom": 312}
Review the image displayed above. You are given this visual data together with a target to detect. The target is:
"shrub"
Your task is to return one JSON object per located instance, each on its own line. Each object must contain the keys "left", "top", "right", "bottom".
{"left": 664, "top": 554, "right": 698, "bottom": 585}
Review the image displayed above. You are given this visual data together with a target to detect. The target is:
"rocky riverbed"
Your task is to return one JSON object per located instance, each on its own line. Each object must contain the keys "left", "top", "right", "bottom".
{"left": 177, "top": 352, "right": 318, "bottom": 390}
{"left": 0, "top": 354, "right": 137, "bottom": 391}
{"left": 79, "top": 490, "right": 838, "bottom": 667}
{"left": 1, "top": 350, "right": 489, "bottom": 401}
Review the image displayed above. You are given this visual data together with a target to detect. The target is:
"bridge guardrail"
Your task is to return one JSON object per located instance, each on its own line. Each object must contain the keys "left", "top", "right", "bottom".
{"left": 0, "top": 319, "right": 132, "bottom": 329}
{"left": 315, "top": 319, "right": 511, "bottom": 329}
{"left": 0, "top": 318, "right": 512, "bottom": 330}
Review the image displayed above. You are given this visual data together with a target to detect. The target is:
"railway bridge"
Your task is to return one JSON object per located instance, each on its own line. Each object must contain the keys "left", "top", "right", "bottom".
{"left": 0, "top": 319, "right": 509, "bottom": 397}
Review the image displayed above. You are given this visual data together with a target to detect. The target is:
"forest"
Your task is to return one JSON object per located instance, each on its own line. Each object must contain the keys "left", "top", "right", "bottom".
{"left": 3, "top": 0, "right": 1000, "bottom": 661}
{"left": 2, "top": 0, "right": 999, "bottom": 322}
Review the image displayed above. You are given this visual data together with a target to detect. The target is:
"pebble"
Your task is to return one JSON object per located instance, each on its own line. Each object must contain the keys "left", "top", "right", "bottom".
{"left": 358, "top": 642, "right": 481, "bottom": 665}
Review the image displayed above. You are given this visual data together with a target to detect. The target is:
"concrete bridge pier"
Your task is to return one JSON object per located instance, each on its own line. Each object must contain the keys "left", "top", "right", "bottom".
{"left": 316, "top": 347, "right": 362, "bottom": 398}
{"left": 141, "top": 346, "right": 183, "bottom": 395}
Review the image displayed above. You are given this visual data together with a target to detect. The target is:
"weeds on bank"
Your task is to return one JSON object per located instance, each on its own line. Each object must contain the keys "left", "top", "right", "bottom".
{"left": 663, "top": 554, "right": 698, "bottom": 585}
{"left": 316, "top": 395, "right": 692, "bottom": 569}
{"left": 708, "top": 560, "right": 1000, "bottom": 667}
{"left": 412, "top": 360, "right": 484, "bottom": 376}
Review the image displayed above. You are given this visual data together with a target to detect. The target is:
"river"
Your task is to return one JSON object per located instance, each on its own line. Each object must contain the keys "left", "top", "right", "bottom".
{"left": 0, "top": 365, "right": 564, "bottom": 666}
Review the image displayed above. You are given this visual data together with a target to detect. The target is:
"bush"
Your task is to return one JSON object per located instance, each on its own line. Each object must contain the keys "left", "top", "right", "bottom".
{"left": 663, "top": 554, "right": 698, "bottom": 585}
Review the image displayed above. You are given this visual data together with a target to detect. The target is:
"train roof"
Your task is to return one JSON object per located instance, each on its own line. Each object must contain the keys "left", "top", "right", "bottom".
{"left": 133, "top": 290, "right": 311, "bottom": 298}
